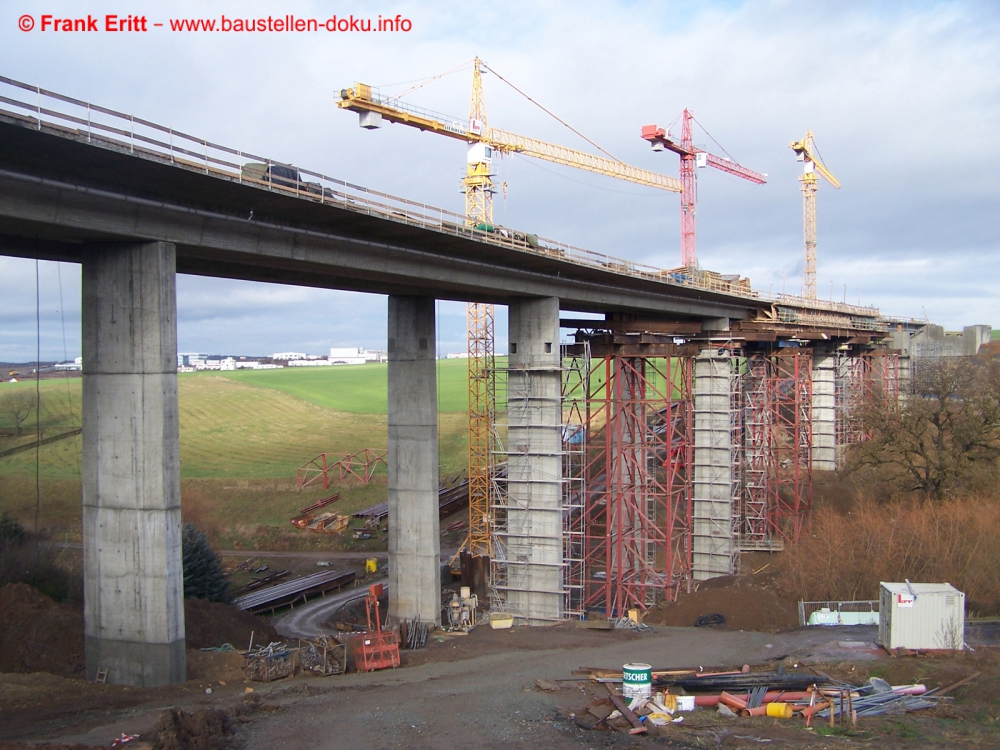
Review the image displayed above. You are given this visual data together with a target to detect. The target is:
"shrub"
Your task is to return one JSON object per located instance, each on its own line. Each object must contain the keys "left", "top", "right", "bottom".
{"left": 779, "top": 495, "right": 1000, "bottom": 616}
{"left": 0, "top": 517, "right": 76, "bottom": 603}
{"left": 181, "top": 522, "right": 230, "bottom": 603}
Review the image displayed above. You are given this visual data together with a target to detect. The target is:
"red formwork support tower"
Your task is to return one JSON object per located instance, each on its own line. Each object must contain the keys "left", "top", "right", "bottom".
{"left": 767, "top": 350, "right": 813, "bottom": 543}
{"left": 582, "top": 355, "right": 694, "bottom": 616}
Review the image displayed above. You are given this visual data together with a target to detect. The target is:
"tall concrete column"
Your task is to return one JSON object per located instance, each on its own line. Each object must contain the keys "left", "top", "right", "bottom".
{"left": 692, "top": 349, "right": 735, "bottom": 580}
{"left": 82, "top": 241, "right": 185, "bottom": 687}
{"left": 387, "top": 296, "right": 440, "bottom": 625}
{"left": 897, "top": 353, "right": 911, "bottom": 403}
{"left": 505, "top": 297, "right": 563, "bottom": 624}
{"left": 811, "top": 350, "right": 837, "bottom": 471}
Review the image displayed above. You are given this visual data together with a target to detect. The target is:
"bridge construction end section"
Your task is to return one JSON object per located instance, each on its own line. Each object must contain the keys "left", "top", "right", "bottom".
{"left": 82, "top": 241, "right": 185, "bottom": 687}
{"left": 387, "top": 296, "right": 441, "bottom": 625}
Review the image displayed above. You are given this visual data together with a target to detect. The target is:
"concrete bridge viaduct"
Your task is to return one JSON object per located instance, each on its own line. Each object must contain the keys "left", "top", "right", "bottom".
{"left": 0, "top": 105, "right": 769, "bottom": 686}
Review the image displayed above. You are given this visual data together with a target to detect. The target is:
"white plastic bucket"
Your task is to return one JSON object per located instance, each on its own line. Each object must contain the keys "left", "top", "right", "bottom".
{"left": 676, "top": 695, "right": 696, "bottom": 711}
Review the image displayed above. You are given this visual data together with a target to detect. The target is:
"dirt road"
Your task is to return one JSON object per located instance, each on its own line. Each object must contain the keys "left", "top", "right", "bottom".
{"left": 272, "top": 578, "right": 387, "bottom": 638}
{"left": 30, "top": 624, "right": 916, "bottom": 749}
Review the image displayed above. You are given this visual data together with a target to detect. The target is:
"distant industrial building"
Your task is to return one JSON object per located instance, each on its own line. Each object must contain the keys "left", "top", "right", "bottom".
{"left": 54, "top": 356, "right": 83, "bottom": 371}
{"left": 329, "top": 347, "right": 386, "bottom": 364}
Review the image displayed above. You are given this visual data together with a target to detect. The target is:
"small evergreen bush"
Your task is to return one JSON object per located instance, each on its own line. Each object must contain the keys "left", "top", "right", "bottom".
{"left": 181, "top": 523, "right": 230, "bottom": 602}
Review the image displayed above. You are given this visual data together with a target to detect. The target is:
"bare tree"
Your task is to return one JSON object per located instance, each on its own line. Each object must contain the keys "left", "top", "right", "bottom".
{"left": 0, "top": 391, "right": 36, "bottom": 437}
{"left": 848, "top": 357, "right": 1000, "bottom": 500}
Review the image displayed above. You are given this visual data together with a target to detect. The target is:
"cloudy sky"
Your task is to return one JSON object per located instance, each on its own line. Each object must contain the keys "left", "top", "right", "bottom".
{"left": 1, "top": 0, "right": 997, "bottom": 361}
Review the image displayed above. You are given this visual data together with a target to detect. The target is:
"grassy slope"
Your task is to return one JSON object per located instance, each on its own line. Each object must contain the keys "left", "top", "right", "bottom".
{"left": 218, "top": 358, "right": 482, "bottom": 413}
{"left": 0, "top": 362, "right": 473, "bottom": 545}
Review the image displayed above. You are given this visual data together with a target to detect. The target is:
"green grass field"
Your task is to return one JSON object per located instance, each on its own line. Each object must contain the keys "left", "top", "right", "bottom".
{"left": 0, "top": 360, "right": 479, "bottom": 547}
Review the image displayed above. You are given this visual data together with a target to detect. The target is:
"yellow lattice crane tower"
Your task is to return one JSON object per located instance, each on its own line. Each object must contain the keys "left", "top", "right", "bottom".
{"left": 464, "top": 59, "right": 496, "bottom": 563}
{"left": 790, "top": 130, "right": 840, "bottom": 299}
{"left": 338, "top": 60, "right": 680, "bottom": 568}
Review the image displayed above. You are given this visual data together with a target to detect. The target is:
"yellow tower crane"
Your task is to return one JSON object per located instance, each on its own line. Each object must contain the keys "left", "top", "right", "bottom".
{"left": 338, "top": 60, "right": 680, "bottom": 568}
{"left": 789, "top": 130, "right": 840, "bottom": 299}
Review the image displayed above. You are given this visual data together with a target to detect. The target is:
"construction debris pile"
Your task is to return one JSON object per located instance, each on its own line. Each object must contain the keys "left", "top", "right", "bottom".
{"left": 297, "top": 636, "right": 347, "bottom": 676}
{"left": 245, "top": 642, "right": 296, "bottom": 682}
{"left": 568, "top": 664, "right": 951, "bottom": 736}
{"left": 290, "top": 494, "right": 349, "bottom": 534}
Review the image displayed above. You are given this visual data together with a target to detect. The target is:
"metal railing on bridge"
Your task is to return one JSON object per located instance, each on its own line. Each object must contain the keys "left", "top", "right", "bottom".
{"left": 0, "top": 74, "right": 883, "bottom": 323}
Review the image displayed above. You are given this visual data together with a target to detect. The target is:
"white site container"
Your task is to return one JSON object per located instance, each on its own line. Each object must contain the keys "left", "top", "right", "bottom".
{"left": 878, "top": 582, "right": 965, "bottom": 651}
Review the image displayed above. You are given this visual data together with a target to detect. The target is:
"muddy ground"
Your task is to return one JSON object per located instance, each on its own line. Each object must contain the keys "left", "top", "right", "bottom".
{"left": 1, "top": 620, "right": 997, "bottom": 749}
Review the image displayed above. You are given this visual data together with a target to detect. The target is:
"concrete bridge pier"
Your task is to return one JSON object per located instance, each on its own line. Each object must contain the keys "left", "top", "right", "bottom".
{"left": 691, "top": 348, "right": 736, "bottom": 580}
{"left": 386, "top": 296, "right": 441, "bottom": 625}
{"left": 811, "top": 349, "right": 837, "bottom": 471}
{"left": 82, "top": 241, "right": 185, "bottom": 687}
{"left": 505, "top": 297, "right": 563, "bottom": 623}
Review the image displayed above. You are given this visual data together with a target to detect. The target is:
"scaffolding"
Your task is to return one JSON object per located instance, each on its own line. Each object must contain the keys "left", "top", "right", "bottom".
{"left": 739, "top": 354, "right": 772, "bottom": 549}
{"left": 583, "top": 355, "right": 694, "bottom": 616}
{"left": 466, "top": 302, "right": 496, "bottom": 558}
{"left": 835, "top": 350, "right": 901, "bottom": 450}
{"left": 490, "top": 351, "right": 574, "bottom": 623}
{"left": 768, "top": 350, "right": 813, "bottom": 543}
{"left": 561, "top": 346, "right": 589, "bottom": 619}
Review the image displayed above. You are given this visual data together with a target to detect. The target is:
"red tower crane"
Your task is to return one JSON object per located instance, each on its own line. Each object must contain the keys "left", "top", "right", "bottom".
{"left": 642, "top": 110, "right": 766, "bottom": 268}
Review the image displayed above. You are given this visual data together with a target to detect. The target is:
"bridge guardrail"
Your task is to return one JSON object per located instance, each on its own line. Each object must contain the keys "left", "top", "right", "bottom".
{"left": 0, "top": 75, "right": 884, "bottom": 326}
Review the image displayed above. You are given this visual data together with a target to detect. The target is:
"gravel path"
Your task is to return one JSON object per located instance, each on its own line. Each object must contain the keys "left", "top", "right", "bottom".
{"left": 271, "top": 578, "right": 387, "bottom": 638}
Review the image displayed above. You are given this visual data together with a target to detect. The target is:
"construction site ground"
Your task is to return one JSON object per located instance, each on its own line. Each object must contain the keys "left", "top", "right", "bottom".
{"left": 2, "top": 595, "right": 998, "bottom": 749}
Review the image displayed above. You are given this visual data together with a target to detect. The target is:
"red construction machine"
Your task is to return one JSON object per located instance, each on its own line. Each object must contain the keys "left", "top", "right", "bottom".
{"left": 355, "top": 583, "right": 400, "bottom": 672}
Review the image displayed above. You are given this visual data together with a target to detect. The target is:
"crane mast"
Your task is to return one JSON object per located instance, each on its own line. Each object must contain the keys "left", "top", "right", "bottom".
{"left": 465, "top": 59, "right": 496, "bottom": 560}
{"left": 790, "top": 130, "right": 840, "bottom": 300}
{"left": 465, "top": 59, "right": 493, "bottom": 225}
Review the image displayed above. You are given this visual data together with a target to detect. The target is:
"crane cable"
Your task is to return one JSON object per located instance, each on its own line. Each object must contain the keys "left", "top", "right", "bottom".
{"left": 57, "top": 263, "right": 81, "bottom": 472}
{"left": 479, "top": 62, "right": 621, "bottom": 163}
{"left": 690, "top": 115, "right": 739, "bottom": 164}
{"left": 34, "top": 258, "right": 41, "bottom": 569}
{"left": 389, "top": 59, "right": 475, "bottom": 100}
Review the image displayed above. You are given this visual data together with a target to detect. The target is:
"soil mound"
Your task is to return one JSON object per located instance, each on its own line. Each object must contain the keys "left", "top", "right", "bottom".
{"left": 0, "top": 584, "right": 277, "bottom": 678}
{"left": 645, "top": 572, "right": 799, "bottom": 632}
{"left": 151, "top": 707, "right": 238, "bottom": 750}
{"left": 0, "top": 583, "right": 84, "bottom": 676}
{"left": 184, "top": 598, "right": 277, "bottom": 650}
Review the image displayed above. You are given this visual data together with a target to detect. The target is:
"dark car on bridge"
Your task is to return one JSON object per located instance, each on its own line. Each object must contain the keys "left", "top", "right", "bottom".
{"left": 241, "top": 161, "right": 323, "bottom": 195}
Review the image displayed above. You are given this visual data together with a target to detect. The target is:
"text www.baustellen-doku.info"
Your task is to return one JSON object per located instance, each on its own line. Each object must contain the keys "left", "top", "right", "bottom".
{"left": 16, "top": 13, "right": 412, "bottom": 33}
